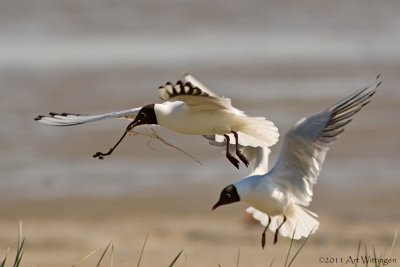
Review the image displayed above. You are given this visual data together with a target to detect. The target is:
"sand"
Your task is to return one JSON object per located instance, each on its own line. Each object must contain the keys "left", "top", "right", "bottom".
{"left": 0, "top": 185, "right": 398, "bottom": 267}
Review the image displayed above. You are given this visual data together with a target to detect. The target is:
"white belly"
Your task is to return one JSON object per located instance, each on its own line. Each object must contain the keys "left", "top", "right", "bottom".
{"left": 236, "top": 176, "right": 290, "bottom": 216}
{"left": 155, "top": 102, "right": 235, "bottom": 135}
{"left": 245, "top": 189, "right": 289, "bottom": 216}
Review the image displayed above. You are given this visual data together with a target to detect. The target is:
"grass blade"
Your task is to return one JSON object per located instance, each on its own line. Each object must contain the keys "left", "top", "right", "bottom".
{"left": 13, "top": 238, "right": 25, "bottom": 267}
{"left": 268, "top": 257, "right": 276, "bottom": 267}
{"left": 1, "top": 249, "right": 8, "bottom": 267}
{"left": 110, "top": 244, "right": 114, "bottom": 267}
{"left": 284, "top": 227, "right": 297, "bottom": 267}
{"left": 184, "top": 252, "right": 188, "bottom": 267}
{"left": 12, "top": 221, "right": 24, "bottom": 267}
{"left": 96, "top": 241, "right": 112, "bottom": 267}
{"left": 12, "top": 237, "right": 25, "bottom": 267}
{"left": 372, "top": 245, "right": 378, "bottom": 267}
{"left": 168, "top": 250, "right": 183, "bottom": 267}
{"left": 287, "top": 226, "right": 315, "bottom": 267}
{"left": 72, "top": 247, "right": 102, "bottom": 267}
{"left": 136, "top": 233, "right": 149, "bottom": 267}
{"left": 355, "top": 240, "right": 361, "bottom": 267}
{"left": 389, "top": 230, "right": 398, "bottom": 256}
{"left": 236, "top": 248, "right": 240, "bottom": 267}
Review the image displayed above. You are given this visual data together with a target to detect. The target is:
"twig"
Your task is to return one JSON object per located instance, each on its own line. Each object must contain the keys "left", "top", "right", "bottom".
{"left": 129, "top": 127, "right": 203, "bottom": 166}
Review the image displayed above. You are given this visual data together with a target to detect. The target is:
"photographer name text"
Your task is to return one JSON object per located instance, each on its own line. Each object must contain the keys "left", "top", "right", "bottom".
{"left": 319, "top": 256, "right": 396, "bottom": 266}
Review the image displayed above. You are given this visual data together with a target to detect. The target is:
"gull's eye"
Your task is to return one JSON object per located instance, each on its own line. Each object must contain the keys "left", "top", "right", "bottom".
{"left": 226, "top": 193, "right": 231, "bottom": 199}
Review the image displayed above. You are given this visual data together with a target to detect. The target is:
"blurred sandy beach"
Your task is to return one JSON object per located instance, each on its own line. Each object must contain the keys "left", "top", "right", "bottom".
{"left": 0, "top": 0, "right": 399, "bottom": 266}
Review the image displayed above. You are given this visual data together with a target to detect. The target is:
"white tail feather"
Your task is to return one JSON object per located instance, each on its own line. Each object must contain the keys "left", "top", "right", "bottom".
{"left": 215, "top": 116, "right": 279, "bottom": 148}
{"left": 247, "top": 204, "right": 319, "bottom": 240}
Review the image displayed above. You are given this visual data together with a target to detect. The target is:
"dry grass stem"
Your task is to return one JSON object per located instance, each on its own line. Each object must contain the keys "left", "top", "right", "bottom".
{"left": 129, "top": 127, "right": 203, "bottom": 165}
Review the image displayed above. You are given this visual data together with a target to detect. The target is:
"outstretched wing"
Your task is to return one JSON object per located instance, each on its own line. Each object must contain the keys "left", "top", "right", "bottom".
{"left": 34, "top": 107, "right": 142, "bottom": 126}
{"left": 182, "top": 72, "right": 219, "bottom": 97}
{"left": 158, "top": 79, "right": 240, "bottom": 112}
{"left": 270, "top": 75, "right": 382, "bottom": 206}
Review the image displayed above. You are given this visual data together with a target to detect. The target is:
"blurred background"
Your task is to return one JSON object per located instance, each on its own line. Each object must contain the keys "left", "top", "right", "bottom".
{"left": 0, "top": 0, "right": 399, "bottom": 266}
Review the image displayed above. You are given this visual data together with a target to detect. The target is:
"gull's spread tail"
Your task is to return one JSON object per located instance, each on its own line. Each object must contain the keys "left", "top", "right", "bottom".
{"left": 247, "top": 204, "right": 319, "bottom": 240}
{"left": 214, "top": 116, "right": 279, "bottom": 148}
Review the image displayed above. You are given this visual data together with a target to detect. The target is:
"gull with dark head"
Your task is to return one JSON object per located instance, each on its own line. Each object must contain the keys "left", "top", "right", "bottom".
{"left": 34, "top": 73, "right": 279, "bottom": 169}
{"left": 212, "top": 75, "right": 382, "bottom": 248}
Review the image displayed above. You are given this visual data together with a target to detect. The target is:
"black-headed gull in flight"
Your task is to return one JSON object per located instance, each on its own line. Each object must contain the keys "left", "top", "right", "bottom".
{"left": 34, "top": 73, "right": 279, "bottom": 169}
{"left": 212, "top": 75, "right": 382, "bottom": 248}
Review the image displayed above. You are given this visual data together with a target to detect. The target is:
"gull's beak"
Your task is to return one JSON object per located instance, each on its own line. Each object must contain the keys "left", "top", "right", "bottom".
{"left": 212, "top": 200, "right": 222, "bottom": 211}
{"left": 127, "top": 118, "right": 142, "bottom": 131}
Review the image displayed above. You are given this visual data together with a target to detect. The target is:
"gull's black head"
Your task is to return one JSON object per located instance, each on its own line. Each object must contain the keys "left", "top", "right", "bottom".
{"left": 212, "top": 184, "right": 240, "bottom": 210}
{"left": 129, "top": 104, "right": 158, "bottom": 129}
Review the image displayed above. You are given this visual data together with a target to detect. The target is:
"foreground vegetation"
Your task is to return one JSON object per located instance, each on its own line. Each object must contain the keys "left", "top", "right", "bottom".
{"left": 1, "top": 223, "right": 398, "bottom": 267}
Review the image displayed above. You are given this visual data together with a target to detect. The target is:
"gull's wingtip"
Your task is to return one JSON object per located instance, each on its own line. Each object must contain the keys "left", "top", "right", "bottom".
{"left": 375, "top": 73, "right": 383, "bottom": 88}
{"left": 34, "top": 112, "right": 57, "bottom": 121}
{"left": 34, "top": 115, "right": 43, "bottom": 121}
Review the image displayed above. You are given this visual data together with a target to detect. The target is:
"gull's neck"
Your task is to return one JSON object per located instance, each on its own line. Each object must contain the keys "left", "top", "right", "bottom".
{"left": 234, "top": 175, "right": 264, "bottom": 201}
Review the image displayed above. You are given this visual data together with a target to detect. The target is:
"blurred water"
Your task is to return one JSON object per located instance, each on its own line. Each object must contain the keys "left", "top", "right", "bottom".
{"left": 1, "top": 0, "right": 400, "bottom": 198}
{"left": 1, "top": 32, "right": 400, "bottom": 69}
{"left": 1, "top": 0, "right": 400, "bottom": 70}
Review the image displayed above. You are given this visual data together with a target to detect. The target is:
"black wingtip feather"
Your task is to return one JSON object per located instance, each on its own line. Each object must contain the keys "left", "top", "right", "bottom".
{"left": 323, "top": 119, "right": 353, "bottom": 133}
{"left": 158, "top": 80, "right": 209, "bottom": 100}
{"left": 361, "top": 100, "right": 371, "bottom": 108}
{"left": 321, "top": 128, "right": 345, "bottom": 138}
{"left": 47, "top": 112, "right": 81, "bottom": 117}
{"left": 369, "top": 91, "right": 377, "bottom": 98}
{"left": 332, "top": 91, "right": 373, "bottom": 116}
{"left": 34, "top": 115, "right": 43, "bottom": 121}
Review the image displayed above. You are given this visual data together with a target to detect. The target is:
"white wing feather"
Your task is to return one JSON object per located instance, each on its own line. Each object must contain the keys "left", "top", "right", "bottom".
{"left": 246, "top": 76, "right": 381, "bottom": 240}
{"left": 183, "top": 73, "right": 245, "bottom": 117}
{"left": 270, "top": 76, "right": 381, "bottom": 206}
{"left": 182, "top": 72, "right": 219, "bottom": 97}
{"left": 158, "top": 79, "right": 238, "bottom": 112}
{"left": 34, "top": 107, "right": 142, "bottom": 126}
